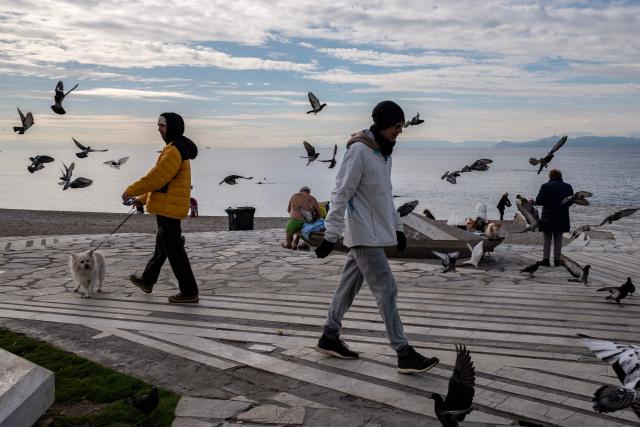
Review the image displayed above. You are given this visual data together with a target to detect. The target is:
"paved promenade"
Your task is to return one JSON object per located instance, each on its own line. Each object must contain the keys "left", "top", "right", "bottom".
{"left": 1, "top": 207, "right": 639, "bottom": 426}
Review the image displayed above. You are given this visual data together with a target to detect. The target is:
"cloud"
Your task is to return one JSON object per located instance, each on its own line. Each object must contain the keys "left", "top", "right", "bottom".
{"left": 74, "top": 88, "right": 211, "bottom": 100}
{"left": 317, "top": 48, "right": 467, "bottom": 67}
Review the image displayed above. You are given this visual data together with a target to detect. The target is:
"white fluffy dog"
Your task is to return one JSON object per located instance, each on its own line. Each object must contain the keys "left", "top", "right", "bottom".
{"left": 69, "top": 250, "right": 105, "bottom": 298}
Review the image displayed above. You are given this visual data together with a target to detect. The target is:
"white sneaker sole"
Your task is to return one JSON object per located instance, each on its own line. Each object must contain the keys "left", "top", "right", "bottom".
{"left": 314, "top": 345, "right": 359, "bottom": 359}
{"left": 397, "top": 361, "right": 438, "bottom": 374}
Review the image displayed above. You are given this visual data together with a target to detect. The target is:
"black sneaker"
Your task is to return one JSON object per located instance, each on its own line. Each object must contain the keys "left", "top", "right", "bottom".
{"left": 168, "top": 293, "right": 199, "bottom": 304}
{"left": 553, "top": 259, "right": 562, "bottom": 267}
{"left": 315, "top": 335, "right": 359, "bottom": 359}
{"left": 129, "top": 274, "right": 153, "bottom": 293}
{"left": 397, "top": 345, "right": 439, "bottom": 374}
{"left": 540, "top": 258, "right": 551, "bottom": 267}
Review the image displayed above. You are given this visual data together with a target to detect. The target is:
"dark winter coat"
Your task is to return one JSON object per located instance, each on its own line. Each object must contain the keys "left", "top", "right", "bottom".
{"left": 535, "top": 177, "right": 573, "bottom": 232}
{"left": 497, "top": 194, "right": 511, "bottom": 211}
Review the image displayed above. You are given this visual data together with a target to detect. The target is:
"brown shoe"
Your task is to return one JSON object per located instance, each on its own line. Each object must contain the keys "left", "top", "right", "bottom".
{"left": 129, "top": 274, "right": 153, "bottom": 294}
{"left": 168, "top": 293, "right": 199, "bottom": 304}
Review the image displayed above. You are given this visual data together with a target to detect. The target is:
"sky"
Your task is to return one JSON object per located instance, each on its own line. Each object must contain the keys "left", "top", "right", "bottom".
{"left": 1, "top": 0, "right": 639, "bottom": 148}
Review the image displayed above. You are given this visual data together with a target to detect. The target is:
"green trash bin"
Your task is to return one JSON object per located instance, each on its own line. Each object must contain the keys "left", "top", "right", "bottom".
{"left": 225, "top": 206, "right": 256, "bottom": 231}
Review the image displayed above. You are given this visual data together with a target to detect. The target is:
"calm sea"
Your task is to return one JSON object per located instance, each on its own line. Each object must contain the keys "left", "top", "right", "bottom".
{"left": 0, "top": 144, "right": 638, "bottom": 219}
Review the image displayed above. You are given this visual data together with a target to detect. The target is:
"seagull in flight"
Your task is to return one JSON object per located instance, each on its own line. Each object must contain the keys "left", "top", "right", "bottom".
{"left": 73, "top": 137, "right": 108, "bottom": 158}
{"left": 319, "top": 144, "right": 338, "bottom": 168}
{"left": 529, "top": 135, "right": 567, "bottom": 174}
{"left": 306, "top": 92, "right": 326, "bottom": 114}
{"left": 51, "top": 80, "right": 79, "bottom": 115}
{"left": 13, "top": 107, "right": 34, "bottom": 134}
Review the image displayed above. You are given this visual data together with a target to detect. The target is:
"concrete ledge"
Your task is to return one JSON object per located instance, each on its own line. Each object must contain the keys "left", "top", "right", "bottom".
{"left": 0, "top": 348, "right": 54, "bottom": 427}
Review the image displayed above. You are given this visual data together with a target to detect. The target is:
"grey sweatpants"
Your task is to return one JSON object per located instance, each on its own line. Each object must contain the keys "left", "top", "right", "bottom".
{"left": 543, "top": 231, "right": 563, "bottom": 260}
{"left": 324, "top": 247, "right": 408, "bottom": 351}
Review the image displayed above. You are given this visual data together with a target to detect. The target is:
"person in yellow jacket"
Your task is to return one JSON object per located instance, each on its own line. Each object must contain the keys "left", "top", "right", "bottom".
{"left": 122, "top": 112, "right": 199, "bottom": 303}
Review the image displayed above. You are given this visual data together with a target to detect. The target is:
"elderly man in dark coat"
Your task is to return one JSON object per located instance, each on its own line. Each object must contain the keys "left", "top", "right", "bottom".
{"left": 535, "top": 169, "right": 574, "bottom": 267}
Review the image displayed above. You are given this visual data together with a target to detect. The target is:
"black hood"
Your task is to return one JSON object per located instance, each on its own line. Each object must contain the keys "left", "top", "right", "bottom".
{"left": 160, "top": 112, "right": 198, "bottom": 161}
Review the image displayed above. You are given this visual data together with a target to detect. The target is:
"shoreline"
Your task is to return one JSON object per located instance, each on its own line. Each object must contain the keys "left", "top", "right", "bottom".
{"left": 0, "top": 208, "right": 288, "bottom": 238}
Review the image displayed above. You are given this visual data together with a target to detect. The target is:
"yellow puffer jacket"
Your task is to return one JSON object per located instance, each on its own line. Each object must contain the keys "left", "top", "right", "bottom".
{"left": 126, "top": 139, "right": 197, "bottom": 219}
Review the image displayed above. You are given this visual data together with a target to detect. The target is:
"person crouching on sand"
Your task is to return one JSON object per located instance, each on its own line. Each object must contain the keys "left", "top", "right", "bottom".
{"left": 314, "top": 100, "right": 439, "bottom": 374}
{"left": 122, "top": 112, "right": 200, "bottom": 303}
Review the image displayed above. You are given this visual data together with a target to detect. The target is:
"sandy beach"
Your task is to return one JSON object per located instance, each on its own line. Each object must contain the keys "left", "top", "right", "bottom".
{"left": 0, "top": 208, "right": 287, "bottom": 238}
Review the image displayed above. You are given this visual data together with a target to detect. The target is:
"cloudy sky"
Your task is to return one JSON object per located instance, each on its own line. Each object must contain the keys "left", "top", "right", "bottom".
{"left": 1, "top": 0, "right": 639, "bottom": 147}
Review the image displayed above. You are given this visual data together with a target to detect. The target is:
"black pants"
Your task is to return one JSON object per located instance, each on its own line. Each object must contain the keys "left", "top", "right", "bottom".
{"left": 498, "top": 208, "right": 505, "bottom": 221}
{"left": 142, "top": 215, "right": 198, "bottom": 296}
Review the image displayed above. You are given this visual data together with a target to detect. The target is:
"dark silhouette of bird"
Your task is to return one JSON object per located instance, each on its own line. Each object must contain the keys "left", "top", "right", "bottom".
{"left": 58, "top": 162, "right": 92, "bottom": 190}
{"left": 301, "top": 141, "right": 320, "bottom": 165}
{"left": 570, "top": 224, "right": 591, "bottom": 240}
{"left": 559, "top": 254, "right": 590, "bottom": 286}
{"left": 431, "top": 344, "right": 475, "bottom": 427}
{"left": 515, "top": 198, "right": 539, "bottom": 233}
{"left": 397, "top": 200, "right": 419, "bottom": 217}
{"left": 579, "top": 334, "right": 640, "bottom": 418}
{"left": 461, "top": 159, "right": 492, "bottom": 173}
{"left": 104, "top": 157, "right": 129, "bottom": 169}
{"left": 219, "top": 174, "right": 253, "bottom": 185}
{"left": 51, "top": 80, "right": 79, "bottom": 115}
{"left": 73, "top": 137, "right": 108, "bottom": 158}
{"left": 28, "top": 155, "right": 55, "bottom": 173}
{"left": 441, "top": 170, "right": 461, "bottom": 185}
{"left": 520, "top": 261, "right": 541, "bottom": 278}
{"left": 562, "top": 191, "right": 593, "bottom": 206}
{"left": 597, "top": 277, "right": 635, "bottom": 305}
{"left": 319, "top": 144, "right": 338, "bottom": 168}
{"left": 529, "top": 135, "right": 567, "bottom": 174}
{"left": 13, "top": 107, "right": 34, "bottom": 134}
{"left": 432, "top": 250, "right": 459, "bottom": 272}
{"left": 598, "top": 208, "right": 639, "bottom": 227}
{"left": 306, "top": 92, "right": 326, "bottom": 114}
{"left": 126, "top": 386, "right": 159, "bottom": 417}
{"left": 403, "top": 113, "right": 424, "bottom": 128}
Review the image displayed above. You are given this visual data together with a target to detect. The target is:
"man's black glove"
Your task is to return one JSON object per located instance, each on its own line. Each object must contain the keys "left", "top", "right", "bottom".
{"left": 396, "top": 231, "right": 406, "bottom": 252}
{"left": 315, "top": 239, "right": 336, "bottom": 258}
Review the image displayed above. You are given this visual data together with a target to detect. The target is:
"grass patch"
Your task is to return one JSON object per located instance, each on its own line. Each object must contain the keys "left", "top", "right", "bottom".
{"left": 0, "top": 328, "right": 179, "bottom": 426}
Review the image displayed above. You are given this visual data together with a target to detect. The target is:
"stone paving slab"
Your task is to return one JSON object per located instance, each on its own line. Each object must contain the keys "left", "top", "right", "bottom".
{"left": 1, "top": 206, "right": 639, "bottom": 426}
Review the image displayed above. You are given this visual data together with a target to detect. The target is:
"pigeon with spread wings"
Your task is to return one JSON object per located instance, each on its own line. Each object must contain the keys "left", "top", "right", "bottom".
{"left": 403, "top": 113, "right": 424, "bottom": 128}
{"left": 598, "top": 208, "right": 639, "bottom": 227}
{"left": 441, "top": 170, "right": 461, "bottom": 185}
{"left": 306, "top": 92, "right": 326, "bottom": 114}
{"left": 461, "top": 159, "right": 492, "bottom": 173}
{"left": 563, "top": 191, "right": 593, "bottom": 206}
{"left": 73, "top": 137, "right": 108, "bottom": 158}
{"left": 559, "top": 254, "right": 590, "bottom": 285}
{"left": 219, "top": 174, "right": 253, "bottom": 185}
{"left": 319, "top": 144, "right": 338, "bottom": 168}
{"left": 580, "top": 334, "right": 640, "bottom": 419}
{"left": 13, "top": 107, "right": 34, "bottom": 134}
{"left": 597, "top": 277, "right": 635, "bottom": 305}
{"left": 58, "top": 162, "right": 92, "bottom": 190}
{"left": 432, "top": 344, "right": 476, "bottom": 427}
{"left": 28, "top": 155, "right": 55, "bottom": 173}
{"left": 529, "top": 135, "right": 567, "bottom": 174}
{"left": 104, "top": 157, "right": 129, "bottom": 169}
{"left": 397, "top": 200, "right": 419, "bottom": 217}
{"left": 432, "top": 250, "right": 459, "bottom": 273}
{"left": 300, "top": 141, "right": 320, "bottom": 165}
{"left": 51, "top": 80, "right": 79, "bottom": 115}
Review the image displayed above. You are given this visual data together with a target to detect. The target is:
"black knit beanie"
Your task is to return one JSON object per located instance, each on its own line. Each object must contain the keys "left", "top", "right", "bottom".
{"left": 159, "top": 112, "right": 185, "bottom": 143}
{"left": 371, "top": 101, "right": 405, "bottom": 130}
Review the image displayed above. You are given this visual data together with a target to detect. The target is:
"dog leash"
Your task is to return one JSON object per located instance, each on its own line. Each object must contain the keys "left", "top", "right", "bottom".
{"left": 92, "top": 206, "right": 137, "bottom": 252}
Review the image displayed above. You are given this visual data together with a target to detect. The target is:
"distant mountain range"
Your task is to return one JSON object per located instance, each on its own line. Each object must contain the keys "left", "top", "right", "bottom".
{"left": 403, "top": 135, "right": 640, "bottom": 149}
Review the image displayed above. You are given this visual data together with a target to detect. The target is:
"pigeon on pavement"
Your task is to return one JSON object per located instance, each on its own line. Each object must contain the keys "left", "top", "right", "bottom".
{"left": 520, "top": 261, "right": 541, "bottom": 278}
{"left": 462, "top": 241, "right": 484, "bottom": 268}
{"left": 431, "top": 344, "right": 475, "bottom": 427}
{"left": 126, "top": 386, "right": 159, "bottom": 417}
{"left": 597, "top": 277, "right": 635, "bottom": 305}
{"left": 529, "top": 135, "right": 567, "bottom": 174}
{"left": 432, "top": 251, "right": 459, "bottom": 273}
{"left": 579, "top": 334, "right": 640, "bottom": 418}
{"left": 559, "top": 254, "right": 590, "bottom": 286}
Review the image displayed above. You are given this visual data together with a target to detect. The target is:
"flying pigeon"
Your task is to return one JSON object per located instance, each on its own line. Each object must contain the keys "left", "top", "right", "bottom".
{"left": 441, "top": 170, "right": 461, "bottom": 185}
{"left": 73, "top": 137, "right": 108, "bottom": 158}
{"left": 432, "top": 250, "right": 459, "bottom": 273}
{"left": 300, "top": 141, "right": 320, "bottom": 165}
{"left": 431, "top": 344, "right": 475, "bottom": 427}
{"left": 397, "top": 200, "right": 419, "bottom": 217}
{"left": 306, "top": 92, "right": 326, "bottom": 114}
{"left": 515, "top": 198, "right": 539, "bottom": 233}
{"left": 579, "top": 334, "right": 640, "bottom": 418}
{"left": 562, "top": 191, "right": 593, "bottom": 206}
{"left": 570, "top": 224, "right": 591, "bottom": 240}
{"left": 126, "top": 386, "right": 159, "bottom": 417}
{"left": 559, "top": 254, "right": 590, "bottom": 286}
{"left": 104, "top": 157, "right": 130, "bottom": 169}
{"left": 461, "top": 159, "right": 493, "bottom": 173}
{"left": 50, "top": 80, "right": 79, "bottom": 115}
{"left": 598, "top": 208, "right": 640, "bottom": 227}
{"left": 319, "top": 144, "right": 338, "bottom": 168}
{"left": 520, "top": 261, "right": 541, "bottom": 278}
{"left": 529, "top": 135, "right": 567, "bottom": 174}
{"left": 462, "top": 241, "right": 484, "bottom": 268}
{"left": 13, "top": 107, "right": 34, "bottom": 134}
{"left": 58, "top": 162, "right": 92, "bottom": 190}
{"left": 27, "top": 155, "right": 55, "bottom": 173}
{"left": 597, "top": 277, "right": 636, "bottom": 305}
{"left": 219, "top": 174, "right": 253, "bottom": 185}
{"left": 403, "top": 113, "right": 424, "bottom": 128}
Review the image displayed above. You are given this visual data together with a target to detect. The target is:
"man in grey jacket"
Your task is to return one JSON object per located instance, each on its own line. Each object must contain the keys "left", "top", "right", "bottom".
{"left": 314, "top": 101, "right": 439, "bottom": 374}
